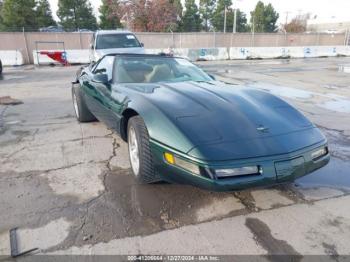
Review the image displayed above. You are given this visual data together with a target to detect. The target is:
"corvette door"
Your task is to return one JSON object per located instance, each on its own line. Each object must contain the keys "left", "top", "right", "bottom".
{"left": 83, "top": 56, "right": 120, "bottom": 130}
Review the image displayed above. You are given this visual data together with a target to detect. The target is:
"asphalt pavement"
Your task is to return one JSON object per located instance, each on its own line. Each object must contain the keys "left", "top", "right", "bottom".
{"left": 0, "top": 57, "right": 349, "bottom": 258}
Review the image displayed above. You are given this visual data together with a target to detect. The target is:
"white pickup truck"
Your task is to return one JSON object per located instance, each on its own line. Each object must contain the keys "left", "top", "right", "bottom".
{"left": 89, "top": 30, "right": 145, "bottom": 63}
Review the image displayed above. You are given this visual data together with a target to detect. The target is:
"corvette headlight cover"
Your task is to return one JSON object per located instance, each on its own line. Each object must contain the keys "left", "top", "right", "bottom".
{"left": 311, "top": 147, "right": 328, "bottom": 160}
{"left": 215, "top": 166, "right": 260, "bottom": 178}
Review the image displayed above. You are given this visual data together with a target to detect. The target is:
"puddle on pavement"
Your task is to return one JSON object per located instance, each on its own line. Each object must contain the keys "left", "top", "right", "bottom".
{"left": 62, "top": 168, "right": 246, "bottom": 248}
{"left": 0, "top": 73, "right": 26, "bottom": 81}
{"left": 254, "top": 60, "right": 291, "bottom": 66}
{"left": 296, "top": 157, "right": 350, "bottom": 190}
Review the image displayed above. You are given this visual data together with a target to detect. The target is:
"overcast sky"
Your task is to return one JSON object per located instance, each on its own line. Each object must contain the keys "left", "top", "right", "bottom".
{"left": 48, "top": 0, "right": 350, "bottom": 25}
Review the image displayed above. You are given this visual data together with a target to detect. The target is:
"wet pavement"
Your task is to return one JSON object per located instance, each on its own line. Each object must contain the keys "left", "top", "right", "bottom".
{"left": 0, "top": 58, "right": 350, "bottom": 256}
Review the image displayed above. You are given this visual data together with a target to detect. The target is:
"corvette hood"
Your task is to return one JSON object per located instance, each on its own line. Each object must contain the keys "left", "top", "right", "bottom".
{"left": 126, "top": 81, "right": 325, "bottom": 160}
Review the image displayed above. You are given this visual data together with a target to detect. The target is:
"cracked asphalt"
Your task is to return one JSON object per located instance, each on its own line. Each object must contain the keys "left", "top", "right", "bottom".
{"left": 0, "top": 57, "right": 350, "bottom": 257}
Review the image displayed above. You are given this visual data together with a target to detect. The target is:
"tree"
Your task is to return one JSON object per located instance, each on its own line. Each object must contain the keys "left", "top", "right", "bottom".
{"left": 250, "top": 1, "right": 279, "bottom": 32}
{"left": 147, "top": 0, "right": 178, "bottom": 32}
{"left": 212, "top": 0, "right": 231, "bottom": 32}
{"left": 199, "top": 0, "right": 214, "bottom": 31}
{"left": 0, "top": 0, "right": 4, "bottom": 30}
{"left": 36, "top": 0, "right": 56, "bottom": 28}
{"left": 1, "top": 0, "right": 37, "bottom": 31}
{"left": 180, "top": 0, "right": 201, "bottom": 32}
{"left": 121, "top": 0, "right": 178, "bottom": 32}
{"left": 284, "top": 13, "right": 309, "bottom": 33}
{"left": 125, "top": 0, "right": 150, "bottom": 31}
{"left": 234, "top": 9, "right": 248, "bottom": 32}
{"left": 170, "top": 0, "right": 182, "bottom": 31}
{"left": 99, "top": 0, "right": 122, "bottom": 29}
{"left": 57, "top": 0, "right": 97, "bottom": 31}
{"left": 212, "top": 2, "right": 248, "bottom": 33}
{"left": 171, "top": 0, "right": 182, "bottom": 19}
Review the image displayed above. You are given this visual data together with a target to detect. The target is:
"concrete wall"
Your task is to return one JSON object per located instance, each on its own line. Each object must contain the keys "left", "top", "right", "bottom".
{"left": 29, "top": 46, "right": 350, "bottom": 65}
{"left": 229, "top": 46, "right": 350, "bottom": 59}
{"left": 0, "top": 50, "right": 24, "bottom": 65}
{"left": 0, "top": 32, "right": 347, "bottom": 64}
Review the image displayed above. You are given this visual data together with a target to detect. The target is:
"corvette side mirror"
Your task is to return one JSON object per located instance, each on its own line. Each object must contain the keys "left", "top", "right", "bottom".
{"left": 92, "top": 73, "right": 108, "bottom": 84}
{"left": 140, "top": 42, "right": 144, "bottom": 47}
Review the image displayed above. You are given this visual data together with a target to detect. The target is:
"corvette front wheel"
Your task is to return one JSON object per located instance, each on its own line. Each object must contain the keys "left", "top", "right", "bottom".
{"left": 72, "top": 85, "right": 96, "bottom": 122}
{"left": 127, "top": 116, "right": 161, "bottom": 184}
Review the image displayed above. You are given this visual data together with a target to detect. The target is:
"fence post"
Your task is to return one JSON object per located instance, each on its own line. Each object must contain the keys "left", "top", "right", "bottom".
{"left": 214, "top": 31, "right": 216, "bottom": 47}
{"left": 285, "top": 32, "right": 288, "bottom": 46}
{"left": 251, "top": 31, "right": 255, "bottom": 47}
{"left": 79, "top": 30, "right": 83, "bottom": 49}
{"left": 22, "top": 27, "right": 30, "bottom": 64}
{"left": 344, "top": 30, "right": 349, "bottom": 46}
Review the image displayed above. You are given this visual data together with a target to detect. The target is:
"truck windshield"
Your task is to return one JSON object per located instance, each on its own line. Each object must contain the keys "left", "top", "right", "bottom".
{"left": 114, "top": 56, "right": 212, "bottom": 83}
{"left": 96, "top": 34, "right": 141, "bottom": 49}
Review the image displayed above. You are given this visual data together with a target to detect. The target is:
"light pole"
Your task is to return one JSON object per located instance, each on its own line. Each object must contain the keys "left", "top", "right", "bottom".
{"left": 232, "top": 0, "right": 242, "bottom": 33}
{"left": 224, "top": 5, "right": 227, "bottom": 33}
{"left": 233, "top": 8, "right": 237, "bottom": 33}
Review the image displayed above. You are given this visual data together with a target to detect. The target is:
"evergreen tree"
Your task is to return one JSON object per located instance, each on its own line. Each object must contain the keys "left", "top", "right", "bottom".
{"left": 36, "top": 0, "right": 56, "bottom": 28}
{"left": 180, "top": 0, "right": 201, "bottom": 32}
{"left": 211, "top": 0, "right": 231, "bottom": 32}
{"left": 199, "top": 0, "right": 214, "bottom": 31}
{"left": 99, "top": 0, "right": 122, "bottom": 29}
{"left": 57, "top": 0, "right": 97, "bottom": 31}
{"left": 1, "top": 0, "right": 37, "bottom": 31}
{"left": 234, "top": 9, "right": 248, "bottom": 32}
{"left": 0, "top": 0, "right": 4, "bottom": 30}
{"left": 250, "top": 1, "right": 279, "bottom": 32}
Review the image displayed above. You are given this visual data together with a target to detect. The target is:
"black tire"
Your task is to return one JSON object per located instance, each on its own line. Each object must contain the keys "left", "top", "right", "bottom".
{"left": 127, "top": 116, "right": 161, "bottom": 184}
{"left": 71, "top": 85, "right": 96, "bottom": 122}
{"left": 0, "top": 60, "right": 3, "bottom": 75}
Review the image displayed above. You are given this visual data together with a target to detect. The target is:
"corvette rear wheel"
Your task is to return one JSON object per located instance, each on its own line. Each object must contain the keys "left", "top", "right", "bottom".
{"left": 127, "top": 116, "right": 161, "bottom": 184}
{"left": 72, "top": 85, "right": 96, "bottom": 122}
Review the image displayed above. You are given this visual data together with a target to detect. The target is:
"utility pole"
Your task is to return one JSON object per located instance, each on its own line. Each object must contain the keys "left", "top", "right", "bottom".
{"left": 285, "top": 11, "right": 290, "bottom": 26}
{"left": 233, "top": 8, "right": 237, "bottom": 33}
{"left": 224, "top": 5, "right": 227, "bottom": 33}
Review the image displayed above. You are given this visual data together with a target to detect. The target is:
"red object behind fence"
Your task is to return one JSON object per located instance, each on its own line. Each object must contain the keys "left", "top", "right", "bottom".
{"left": 39, "top": 51, "right": 69, "bottom": 66}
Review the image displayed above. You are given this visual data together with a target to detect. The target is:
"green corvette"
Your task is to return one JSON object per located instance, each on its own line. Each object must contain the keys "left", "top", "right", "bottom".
{"left": 72, "top": 53, "right": 329, "bottom": 191}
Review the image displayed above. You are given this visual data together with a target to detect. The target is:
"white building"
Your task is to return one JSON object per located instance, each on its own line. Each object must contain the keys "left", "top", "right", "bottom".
{"left": 307, "top": 17, "right": 350, "bottom": 33}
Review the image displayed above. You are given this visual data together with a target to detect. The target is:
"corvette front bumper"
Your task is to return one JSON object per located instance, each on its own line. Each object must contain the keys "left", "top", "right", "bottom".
{"left": 149, "top": 140, "right": 330, "bottom": 191}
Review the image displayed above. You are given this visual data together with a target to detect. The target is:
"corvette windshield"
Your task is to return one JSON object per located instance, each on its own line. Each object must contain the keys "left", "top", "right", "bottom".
{"left": 114, "top": 56, "right": 212, "bottom": 83}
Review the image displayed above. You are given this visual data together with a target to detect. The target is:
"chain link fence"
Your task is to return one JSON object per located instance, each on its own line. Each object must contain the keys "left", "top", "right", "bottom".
{"left": 0, "top": 31, "right": 348, "bottom": 64}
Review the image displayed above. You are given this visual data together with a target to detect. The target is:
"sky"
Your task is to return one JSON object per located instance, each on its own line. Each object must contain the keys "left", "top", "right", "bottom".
{"left": 48, "top": 0, "right": 350, "bottom": 25}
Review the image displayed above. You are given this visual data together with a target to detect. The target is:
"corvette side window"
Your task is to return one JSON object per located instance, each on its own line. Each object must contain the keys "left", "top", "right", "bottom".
{"left": 93, "top": 56, "right": 114, "bottom": 81}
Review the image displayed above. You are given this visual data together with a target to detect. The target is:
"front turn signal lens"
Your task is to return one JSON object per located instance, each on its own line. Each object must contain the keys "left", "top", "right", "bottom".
{"left": 164, "top": 152, "right": 175, "bottom": 164}
{"left": 164, "top": 152, "right": 200, "bottom": 175}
